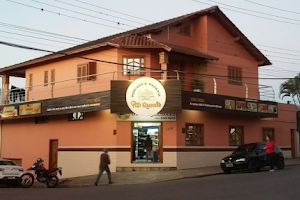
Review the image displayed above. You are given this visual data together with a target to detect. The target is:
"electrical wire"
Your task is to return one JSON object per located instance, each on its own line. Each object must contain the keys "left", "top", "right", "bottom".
{"left": 5, "top": 0, "right": 127, "bottom": 31}
{"left": 73, "top": 0, "right": 153, "bottom": 23}
{"left": 207, "top": 0, "right": 300, "bottom": 22}
{"left": 0, "top": 22, "right": 89, "bottom": 42}
{"left": 192, "top": 0, "right": 300, "bottom": 26}
{"left": 0, "top": 30, "right": 79, "bottom": 45}
{"left": 29, "top": 0, "right": 136, "bottom": 28}
{"left": 0, "top": 35, "right": 66, "bottom": 49}
{"left": 0, "top": 40, "right": 299, "bottom": 80}
{"left": 244, "top": 0, "right": 300, "bottom": 15}
{"left": 54, "top": 0, "right": 146, "bottom": 26}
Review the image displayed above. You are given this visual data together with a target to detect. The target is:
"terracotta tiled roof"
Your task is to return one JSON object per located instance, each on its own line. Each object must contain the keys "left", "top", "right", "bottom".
{"left": 0, "top": 6, "right": 270, "bottom": 75}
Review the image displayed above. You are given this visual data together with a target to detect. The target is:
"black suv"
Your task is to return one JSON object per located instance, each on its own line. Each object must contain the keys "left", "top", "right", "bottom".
{"left": 220, "top": 142, "right": 285, "bottom": 174}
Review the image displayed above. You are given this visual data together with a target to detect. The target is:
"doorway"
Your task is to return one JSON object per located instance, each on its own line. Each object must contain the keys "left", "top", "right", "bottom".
{"left": 49, "top": 139, "right": 58, "bottom": 169}
{"left": 132, "top": 122, "right": 162, "bottom": 163}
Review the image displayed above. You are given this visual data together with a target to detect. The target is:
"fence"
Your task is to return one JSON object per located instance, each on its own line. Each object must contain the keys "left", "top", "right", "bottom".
{"left": 0, "top": 70, "right": 275, "bottom": 105}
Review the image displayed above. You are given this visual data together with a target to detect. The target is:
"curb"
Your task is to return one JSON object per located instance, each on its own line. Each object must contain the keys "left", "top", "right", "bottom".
{"left": 57, "top": 172, "right": 224, "bottom": 188}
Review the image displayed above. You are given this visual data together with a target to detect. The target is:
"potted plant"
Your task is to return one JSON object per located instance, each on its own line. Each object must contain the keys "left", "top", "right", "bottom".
{"left": 191, "top": 79, "right": 204, "bottom": 92}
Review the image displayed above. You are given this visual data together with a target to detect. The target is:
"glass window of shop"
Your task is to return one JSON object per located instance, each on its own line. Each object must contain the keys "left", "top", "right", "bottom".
{"left": 262, "top": 128, "right": 275, "bottom": 141}
{"left": 185, "top": 124, "right": 204, "bottom": 146}
{"left": 132, "top": 123, "right": 162, "bottom": 163}
{"left": 229, "top": 126, "right": 244, "bottom": 146}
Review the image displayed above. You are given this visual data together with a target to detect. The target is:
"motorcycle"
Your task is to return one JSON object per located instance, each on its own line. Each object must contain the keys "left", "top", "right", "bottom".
{"left": 19, "top": 159, "right": 62, "bottom": 188}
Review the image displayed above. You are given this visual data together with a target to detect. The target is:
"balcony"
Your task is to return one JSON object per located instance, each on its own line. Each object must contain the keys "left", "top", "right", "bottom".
{"left": 0, "top": 70, "right": 277, "bottom": 119}
{"left": 1, "top": 70, "right": 274, "bottom": 104}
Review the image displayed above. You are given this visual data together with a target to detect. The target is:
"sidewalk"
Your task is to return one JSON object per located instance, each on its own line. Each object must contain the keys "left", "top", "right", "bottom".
{"left": 58, "top": 158, "right": 300, "bottom": 188}
{"left": 33, "top": 158, "right": 300, "bottom": 188}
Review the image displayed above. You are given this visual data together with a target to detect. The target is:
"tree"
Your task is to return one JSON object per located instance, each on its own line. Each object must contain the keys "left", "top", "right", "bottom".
{"left": 279, "top": 74, "right": 300, "bottom": 105}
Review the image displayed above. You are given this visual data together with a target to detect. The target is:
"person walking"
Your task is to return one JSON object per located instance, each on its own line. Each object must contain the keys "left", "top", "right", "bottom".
{"left": 94, "top": 149, "right": 112, "bottom": 186}
{"left": 264, "top": 134, "right": 275, "bottom": 172}
{"left": 144, "top": 135, "right": 153, "bottom": 161}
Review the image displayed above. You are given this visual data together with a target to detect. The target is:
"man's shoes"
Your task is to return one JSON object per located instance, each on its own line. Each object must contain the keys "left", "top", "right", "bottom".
{"left": 109, "top": 182, "right": 113, "bottom": 184}
{"left": 94, "top": 182, "right": 98, "bottom": 186}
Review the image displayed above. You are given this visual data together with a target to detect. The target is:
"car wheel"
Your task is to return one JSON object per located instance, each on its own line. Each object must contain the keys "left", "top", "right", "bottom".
{"left": 248, "top": 160, "right": 257, "bottom": 173}
{"left": 223, "top": 169, "right": 231, "bottom": 174}
{"left": 277, "top": 158, "right": 285, "bottom": 169}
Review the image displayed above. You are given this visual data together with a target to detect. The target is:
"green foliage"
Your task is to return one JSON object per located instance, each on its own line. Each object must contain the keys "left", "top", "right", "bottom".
{"left": 279, "top": 73, "right": 300, "bottom": 105}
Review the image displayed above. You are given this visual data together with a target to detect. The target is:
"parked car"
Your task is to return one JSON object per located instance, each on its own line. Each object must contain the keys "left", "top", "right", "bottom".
{"left": 220, "top": 142, "right": 285, "bottom": 174}
{"left": 0, "top": 159, "right": 23, "bottom": 183}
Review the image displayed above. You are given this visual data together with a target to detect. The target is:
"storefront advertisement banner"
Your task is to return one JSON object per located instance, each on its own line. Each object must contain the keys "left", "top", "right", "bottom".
{"left": 19, "top": 103, "right": 41, "bottom": 116}
{"left": 111, "top": 80, "right": 181, "bottom": 114}
{"left": 116, "top": 113, "right": 176, "bottom": 121}
{"left": 182, "top": 91, "right": 278, "bottom": 117}
{"left": 0, "top": 106, "right": 18, "bottom": 117}
{"left": 43, "top": 91, "right": 110, "bottom": 116}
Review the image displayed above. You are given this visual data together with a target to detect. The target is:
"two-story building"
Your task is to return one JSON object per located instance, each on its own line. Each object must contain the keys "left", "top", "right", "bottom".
{"left": 0, "top": 6, "right": 297, "bottom": 178}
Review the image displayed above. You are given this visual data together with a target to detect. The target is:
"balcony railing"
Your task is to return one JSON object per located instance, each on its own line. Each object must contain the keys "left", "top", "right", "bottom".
{"left": 0, "top": 70, "right": 275, "bottom": 105}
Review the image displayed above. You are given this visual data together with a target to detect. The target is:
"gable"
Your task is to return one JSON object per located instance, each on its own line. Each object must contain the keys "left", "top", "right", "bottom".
{"left": 207, "top": 15, "right": 257, "bottom": 62}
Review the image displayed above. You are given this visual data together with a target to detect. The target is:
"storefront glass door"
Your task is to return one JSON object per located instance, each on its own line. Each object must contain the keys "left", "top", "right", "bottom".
{"left": 132, "top": 122, "right": 161, "bottom": 163}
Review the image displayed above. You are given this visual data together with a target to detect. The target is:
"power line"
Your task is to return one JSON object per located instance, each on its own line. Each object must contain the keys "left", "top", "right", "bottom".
{"left": 29, "top": 0, "right": 136, "bottom": 28}
{"left": 207, "top": 0, "right": 300, "bottom": 22}
{"left": 0, "top": 30, "right": 79, "bottom": 45}
{"left": 256, "top": 44, "right": 300, "bottom": 53}
{"left": 54, "top": 0, "right": 146, "bottom": 26}
{"left": 0, "top": 24, "right": 83, "bottom": 43}
{"left": 5, "top": 0, "right": 127, "bottom": 31}
{"left": 74, "top": 0, "right": 153, "bottom": 23}
{"left": 192, "top": 0, "right": 300, "bottom": 26}
{"left": 0, "top": 35, "right": 66, "bottom": 48}
{"left": 0, "top": 22, "right": 89, "bottom": 42}
{"left": 244, "top": 0, "right": 300, "bottom": 15}
{"left": 0, "top": 40, "right": 298, "bottom": 80}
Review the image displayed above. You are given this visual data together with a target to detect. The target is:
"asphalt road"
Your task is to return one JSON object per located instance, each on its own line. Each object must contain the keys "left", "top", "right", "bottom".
{"left": 1, "top": 165, "right": 300, "bottom": 200}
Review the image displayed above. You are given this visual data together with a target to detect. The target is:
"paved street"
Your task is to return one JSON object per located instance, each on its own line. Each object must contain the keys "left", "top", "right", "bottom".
{"left": 1, "top": 165, "right": 300, "bottom": 200}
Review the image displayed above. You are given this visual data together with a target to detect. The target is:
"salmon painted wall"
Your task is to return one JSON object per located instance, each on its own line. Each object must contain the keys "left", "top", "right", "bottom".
{"left": 151, "top": 16, "right": 208, "bottom": 52}
{"left": 260, "top": 103, "right": 297, "bottom": 146}
{"left": 25, "top": 48, "right": 118, "bottom": 101}
{"left": 177, "top": 106, "right": 296, "bottom": 147}
{"left": 177, "top": 110, "right": 261, "bottom": 146}
{"left": 206, "top": 16, "right": 259, "bottom": 99}
{"left": 1, "top": 110, "right": 116, "bottom": 169}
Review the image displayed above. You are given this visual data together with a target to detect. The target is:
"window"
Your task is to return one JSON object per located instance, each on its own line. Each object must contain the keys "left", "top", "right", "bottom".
{"left": 178, "top": 25, "right": 191, "bottom": 36}
{"left": 262, "top": 128, "right": 275, "bottom": 141}
{"left": 68, "top": 112, "right": 84, "bottom": 121}
{"left": 44, "top": 71, "right": 48, "bottom": 86}
{"left": 35, "top": 116, "right": 49, "bottom": 124}
{"left": 123, "top": 57, "right": 145, "bottom": 75}
{"left": 77, "top": 62, "right": 97, "bottom": 82}
{"left": 185, "top": 124, "right": 203, "bottom": 146}
{"left": 51, "top": 69, "right": 55, "bottom": 85}
{"left": 29, "top": 74, "right": 33, "bottom": 90}
{"left": 228, "top": 66, "right": 242, "bottom": 85}
{"left": 229, "top": 126, "right": 244, "bottom": 146}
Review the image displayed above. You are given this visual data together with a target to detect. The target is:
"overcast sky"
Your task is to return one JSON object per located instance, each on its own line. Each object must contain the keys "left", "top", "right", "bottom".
{"left": 0, "top": 0, "right": 300, "bottom": 103}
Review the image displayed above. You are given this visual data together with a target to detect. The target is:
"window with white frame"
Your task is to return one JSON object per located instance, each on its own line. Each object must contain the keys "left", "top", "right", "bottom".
{"left": 123, "top": 57, "right": 145, "bottom": 75}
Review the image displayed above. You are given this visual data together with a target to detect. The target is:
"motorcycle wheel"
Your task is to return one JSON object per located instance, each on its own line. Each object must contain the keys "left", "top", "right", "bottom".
{"left": 19, "top": 173, "right": 34, "bottom": 188}
{"left": 46, "top": 175, "right": 59, "bottom": 188}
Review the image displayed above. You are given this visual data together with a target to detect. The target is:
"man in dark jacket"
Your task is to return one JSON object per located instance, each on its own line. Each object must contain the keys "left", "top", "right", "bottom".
{"left": 144, "top": 135, "right": 153, "bottom": 161}
{"left": 94, "top": 149, "right": 112, "bottom": 186}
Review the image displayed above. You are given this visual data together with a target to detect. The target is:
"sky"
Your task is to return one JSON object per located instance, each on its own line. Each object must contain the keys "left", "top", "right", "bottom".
{"left": 0, "top": 0, "right": 300, "bottom": 103}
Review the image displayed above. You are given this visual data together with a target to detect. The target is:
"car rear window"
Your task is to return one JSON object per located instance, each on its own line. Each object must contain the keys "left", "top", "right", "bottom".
{"left": 0, "top": 160, "right": 17, "bottom": 166}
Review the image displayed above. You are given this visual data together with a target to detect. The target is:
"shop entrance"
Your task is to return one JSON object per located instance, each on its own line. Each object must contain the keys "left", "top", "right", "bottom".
{"left": 132, "top": 122, "right": 162, "bottom": 163}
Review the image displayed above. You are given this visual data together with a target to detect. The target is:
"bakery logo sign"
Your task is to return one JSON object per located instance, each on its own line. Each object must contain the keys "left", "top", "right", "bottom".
{"left": 126, "top": 77, "right": 166, "bottom": 116}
